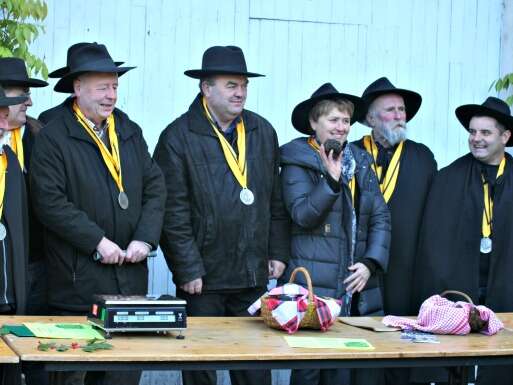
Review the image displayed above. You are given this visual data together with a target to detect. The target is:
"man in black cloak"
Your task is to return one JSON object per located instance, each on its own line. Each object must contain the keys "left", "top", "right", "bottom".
{"left": 413, "top": 97, "right": 513, "bottom": 385}
{"left": 353, "top": 77, "right": 437, "bottom": 385}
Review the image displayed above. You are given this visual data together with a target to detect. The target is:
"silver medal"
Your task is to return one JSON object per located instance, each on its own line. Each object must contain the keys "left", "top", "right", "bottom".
{"left": 480, "top": 237, "right": 492, "bottom": 254}
{"left": 0, "top": 223, "right": 6, "bottom": 241}
{"left": 118, "top": 191, "right": 129, "bottom": 210}
{"left": 239, "top": 188, "right": 255, "bottom": 206}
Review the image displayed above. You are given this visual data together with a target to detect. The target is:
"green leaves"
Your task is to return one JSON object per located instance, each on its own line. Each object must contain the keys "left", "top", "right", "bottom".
{"left": 0, "top": 0, "right": 48, "bottom": 78}
{"left": 490, "top": 73, "right": 513, "bottom": 106}
{"left": 36, "top": 339, "right": 114, "bottom": 353}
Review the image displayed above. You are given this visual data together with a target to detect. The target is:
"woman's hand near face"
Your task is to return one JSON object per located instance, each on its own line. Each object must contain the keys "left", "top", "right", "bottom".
{"left": 319, "top": 143, "right": 342, "bottom": 182}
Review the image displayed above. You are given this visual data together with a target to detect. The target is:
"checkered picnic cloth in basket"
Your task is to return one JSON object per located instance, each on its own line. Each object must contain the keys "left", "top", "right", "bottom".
{"left": 248, "top": 283, "right": 341, "bottom": 334}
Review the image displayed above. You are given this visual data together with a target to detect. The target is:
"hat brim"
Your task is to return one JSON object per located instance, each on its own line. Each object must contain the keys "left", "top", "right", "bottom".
{"left": 0, "top": 78, "right": 48, "bottom": 88}
{"left": 456, "top": 104, "right": 513, "bottom": 147}
{"left": 184, "top": 69, "right": 264, "bottom": 79}
{"left": 54, "top": 65, "right": 135, "bottom": 93}
{"left": 0, "top": 95, "right": 28, "bottom": 107}
{"left": 291, "top": 92, "right": 363, "bottom": 135}
{"left": 49, "top": 61, "right": 125, "bottom": 78}
{"left": 358, "top": 89, "right": 422, "bottom": 124}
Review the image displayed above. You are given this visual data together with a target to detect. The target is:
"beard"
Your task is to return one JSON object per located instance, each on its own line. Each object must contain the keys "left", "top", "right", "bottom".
{"left": 376, "top": 121, "right": 407, "bottom": 146}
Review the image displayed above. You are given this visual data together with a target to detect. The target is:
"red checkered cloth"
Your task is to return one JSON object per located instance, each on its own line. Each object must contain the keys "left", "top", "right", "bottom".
{"left": 248, "top": 283, "right": 341, "bottom": 334}
{"left": 382, "top": 295, "right": 503, "bottom": 335}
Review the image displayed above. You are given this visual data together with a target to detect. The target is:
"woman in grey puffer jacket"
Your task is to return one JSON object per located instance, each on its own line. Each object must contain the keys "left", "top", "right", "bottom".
{"left": 280, "top": 83, "right": 391, "bottom": 385}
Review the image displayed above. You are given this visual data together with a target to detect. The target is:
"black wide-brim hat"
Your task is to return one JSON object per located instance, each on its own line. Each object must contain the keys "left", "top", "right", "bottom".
{"left": 54, "top": 42, "right": 134, "bottom": 93}
{"left": 0, "top": 57, "right": 48, "bottom": 88}
{"left": 48, "top": 42, "right": 124, "bottom": 78}
{"left": 291, "top": 83, "right": 363, "bottom": 135}
{"left": 358, "top": 76, "right": 422, "bottom": 123}
{"left": 184, "top": 45, "right": 263, "bottom": 79}
{"left": 455, "top": 96, "right": 513, "bottom": 146}
{"left": 0, "top": 86, "right": 28, "bottom": 107}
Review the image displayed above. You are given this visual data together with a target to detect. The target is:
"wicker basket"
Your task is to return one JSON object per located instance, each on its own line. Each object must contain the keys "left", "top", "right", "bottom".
{"left": 440, "top": 290, "right": 487, "bottom": 332}
{"left": 260, "top": 267, "right": 321, "bottom": 330}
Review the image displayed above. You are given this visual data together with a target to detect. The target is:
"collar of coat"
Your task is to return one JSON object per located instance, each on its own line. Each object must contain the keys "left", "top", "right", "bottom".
{"left": 62, "top": 97, "right": 138, "bottom": 144}
{"left": 187, "top": 93, "right": 259, "bottom": 137}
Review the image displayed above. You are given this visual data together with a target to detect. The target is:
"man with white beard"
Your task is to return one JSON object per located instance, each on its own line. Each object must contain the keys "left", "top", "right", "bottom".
{"left": 353, "top": 77, "right": 437, "bottom": 385}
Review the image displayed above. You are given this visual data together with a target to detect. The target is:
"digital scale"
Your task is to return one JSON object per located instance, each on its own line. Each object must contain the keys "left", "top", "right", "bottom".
{"left": 88, "top": 294, "right": 187, "bottom": 338}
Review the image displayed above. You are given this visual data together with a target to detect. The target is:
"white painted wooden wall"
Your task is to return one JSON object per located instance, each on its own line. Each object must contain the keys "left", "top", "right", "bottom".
{"left": 27, "top": 1, "right": 510, "bottom": 383}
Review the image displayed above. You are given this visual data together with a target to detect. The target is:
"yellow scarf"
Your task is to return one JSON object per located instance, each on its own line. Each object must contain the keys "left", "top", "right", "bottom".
{"left": 307, "top": 136, "right": 355, "bottom": 206}
{"left": 9, "top": 128, "right": 24, "bottom": 171}
{"left": 362, "top": 135, "right": 404, "bottom": 203}
{"left": 0, "top": 153, "right": 6, "bottom": 222}
{"left": 201, "top": 97, "right": 248, "bottom": 189}
{"left": 482, "top": 157, "right": 506, "bottom": 239}
{"left": 72, "top": 101, "right": 125, "bottom": 194}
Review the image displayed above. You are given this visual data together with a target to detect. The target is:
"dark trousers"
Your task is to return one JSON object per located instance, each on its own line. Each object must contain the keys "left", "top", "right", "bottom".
{"left": 25, "top": 259, "right": 50, "bottom": 385}
{"left": 290, "top": 368, "right": 350, "bottom": 385}
{"left": 48, "top": 307, "right": 141, "bottom": 385}
{"left": 177, "top": 287, "right": 270, "bottom": 385}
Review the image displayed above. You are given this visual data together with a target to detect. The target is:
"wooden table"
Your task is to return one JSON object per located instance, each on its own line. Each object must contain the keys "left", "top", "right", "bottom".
{"left": 3, "top": 315, "right": 513, "bottom": 385}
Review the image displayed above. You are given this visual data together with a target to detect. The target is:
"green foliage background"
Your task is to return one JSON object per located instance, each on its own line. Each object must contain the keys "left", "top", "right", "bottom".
{"left": 491, "top": 73, "right": 513, "bottom": 106}
{"left": 0, "top": 0, "right": 48, "bottom": 78}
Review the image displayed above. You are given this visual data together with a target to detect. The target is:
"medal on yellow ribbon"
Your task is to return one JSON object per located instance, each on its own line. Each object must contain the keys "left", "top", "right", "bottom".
{"left": 72, "top": 101, "right": 129, "bottom": 210}
{"left": 201, "top": 97, "right": 254, "bottom": 205}
{"left": 362, "top": 135, "right": 403, "bottom": 203}
{"left": 480, "top": 157, "right": 506, "bottom": 253}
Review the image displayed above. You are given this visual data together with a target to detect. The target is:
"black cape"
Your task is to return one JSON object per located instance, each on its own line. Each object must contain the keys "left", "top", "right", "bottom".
{"left": 3, "top": 146, "right": 29, "bottom": 314}
{"left": 414, "top": 152, "right": 513, "bottom": 312}
{"left": 353, "top": 138, "right": 436, "bottom": 315}
{"left": 411, "top": 152, "right": 513, "bottom": 385}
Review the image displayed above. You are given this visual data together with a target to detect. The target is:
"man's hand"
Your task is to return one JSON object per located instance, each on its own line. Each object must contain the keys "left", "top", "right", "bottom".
{"left": 180, "top": 278, "right": 203, "bottom": 295}
{"left": 343, "top": 262, "right": 371, "bottom": 294}
{"left": 96, "top": 237, "right": 124, "bottom": 265}
{"left": 125, "top": 240, "right": 151, "bottom": 263}
{"left": 268, "top": 260, "right": 286, "bottom": 279}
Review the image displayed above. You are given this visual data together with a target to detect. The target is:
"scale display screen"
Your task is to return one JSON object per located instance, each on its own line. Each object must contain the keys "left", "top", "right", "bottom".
{"left": 114, "top": 312, "right": 177, "bottom": 323}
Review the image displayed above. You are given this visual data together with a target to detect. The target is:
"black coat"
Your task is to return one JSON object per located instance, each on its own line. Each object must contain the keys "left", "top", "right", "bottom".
{"left": 414, "top": 153, "right": 513, "bottom": 311}
{"left": 411, "top": 153, "right": 513, "bottom": 385}
{"left": 153, "top": 94, "right": 290, "bottom": 291}
{"left": 29, "top": 99, "right": 166, "bottom": 311}
{"left": 279, "top": 138, "right": 390, "bottom": 315}
{"left": 22, "top": 117, "right": 44, "bottom": 261}
{"left": 353, "top": 138, "right": 436, "bottom": 315}
{"left": 3, "top": 146, "right": 29, "bottom": 314}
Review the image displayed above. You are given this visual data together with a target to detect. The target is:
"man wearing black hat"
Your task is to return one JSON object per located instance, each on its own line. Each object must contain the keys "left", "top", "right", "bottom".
{"left": 0, "top": 57, "right": 49, "bottom": 320}
{"left": 413, "top": 97, "right": 513, "bottom": 385}
{"left": 353, "top": 77, "right": 436, "bottom": 385}
{"left": 154, "top": 45, "right": 289, "bottom": 385}
{"left": 38, "top": 42, "right": 125, "bottom": 125}
{"left": 29, "top": 43, "right": 165, "bottom": 385}
{"left": 0, "top": 86, "right": 29, "bottom": 316}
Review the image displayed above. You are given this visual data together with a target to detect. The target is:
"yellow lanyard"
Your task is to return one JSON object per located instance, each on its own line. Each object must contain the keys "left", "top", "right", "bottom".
{"left": 362, "top": 135, "right": 403, "bottom": 203}
{"left": 72, "top": 101, "right": 124, "bottom": 193}
{"left": 307, "top": 136, "right": 355, "bottom": 206}
{"left": 9, "top": 128, "right": 24, "bottom": 170}
{"left": 201, "top": 97, "right": 247, "bottom": 188}
{"left": 0, "top": 153, "right": 6, "bottom": 221}
{"left": 482, "top": 157, "right": 506, "bottom": 238}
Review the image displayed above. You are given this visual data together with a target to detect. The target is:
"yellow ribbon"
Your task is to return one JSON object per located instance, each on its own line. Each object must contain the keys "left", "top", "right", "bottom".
{"left": 482, "top": 157, "right": 506, "bottom": 238}
{"left": 362, "top": 135, "right": 403, "bottom": 203}
{"left": 201, "top": 97, "right": 247, "bottom": 189}
{"left": 307, "top": 136, "right": 355, "bottom": 206}
{"left": 72, "top": 101, "right": 124, "bottom": 193}
{"left": 9, "top": 128, "right": 24, "bottom": 170}
{"left": 0, "top": 153, "right": 6, "bottom": 222}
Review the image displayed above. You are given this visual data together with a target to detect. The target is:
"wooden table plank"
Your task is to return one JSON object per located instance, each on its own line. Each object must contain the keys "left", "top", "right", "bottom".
{"left": 2, "top": 314, "right": 513, "bottom": 363}
{"left": 0, "top": 338, "right": 18, "bottom": 364}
